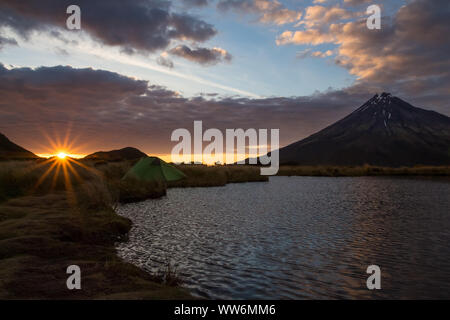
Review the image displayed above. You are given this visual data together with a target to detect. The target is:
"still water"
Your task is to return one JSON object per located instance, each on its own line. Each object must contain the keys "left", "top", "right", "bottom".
{"left": 117, "top": 176, "right": 450, "bottom": 299}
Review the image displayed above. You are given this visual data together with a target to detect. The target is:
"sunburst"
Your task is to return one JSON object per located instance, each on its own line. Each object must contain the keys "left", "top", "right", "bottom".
{"left": 57, "top": 152, "right": 68, "bottom": 159}
{"left": 29, "top": 127, "right": 99, "bottom": 206}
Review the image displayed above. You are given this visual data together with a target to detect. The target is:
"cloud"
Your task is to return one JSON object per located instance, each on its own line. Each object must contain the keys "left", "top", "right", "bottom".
{"left": 54, "top": 47, "right": 69, "bottom": 56}
{"left": 0, "top": 63, "right": 364, "bottom": 155}
{"left": 276, "top": 29, "right": 334, "bottom": 45}
{"left": 49, "top": 30, "right": 78, "bottom": 46}
{"left": 0, "top": 0, "right": 217, "bottom": 54}
{"left": 0, "top": 63, "right": 447, "bottom": 158}
{"left": 0, "top": 35, "right": 17, "bottom": 49}
{"left": 0, "top": 1, "right": 448, "bottom": 157}
{"left": 156, "top": 55, "right": 174, "bottom": 69}
{"left": 300, "top": 5, "right": 355, "bottom": 28}
{"left": 343, "top": 0, "right": 373, "bottom": 6}
{"left": 277, "top": 0, "right": 450, "bottom": 105}
{"left": 296, "top": 48, "right": 334, "bottom": 59}
{"left": 169, "top": 45, "right": 232, "bottom": 65}
{"left": 182, "top": 0, "right": 209, "bottom": 7}
{"left": 217, "top": 0, "right": 302, "bottom": 25}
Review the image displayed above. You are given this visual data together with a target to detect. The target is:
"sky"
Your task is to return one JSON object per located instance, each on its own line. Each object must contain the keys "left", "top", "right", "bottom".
{"left": 0, "top": 0, "right": 449, "bottom": 160}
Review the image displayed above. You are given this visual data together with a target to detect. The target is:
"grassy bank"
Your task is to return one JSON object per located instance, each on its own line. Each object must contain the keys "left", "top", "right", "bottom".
{"left": 0, "top": 193, "right": 191, "bottom": 299}
{"left": 0, "top": 159, "right": 267, "bottom": 299}
{"left": 277, "top": 165, "right": 450, "bottom": 177}
{"left": 0, "top": 159, "right": 191, "bottom": 299}
{"left": 168, "top": 164, "right": 268, "bottom": 188}
{"left": 87, "top": 160, "right": 268, "bottom": 191}
{"left": 0, "top": 159, "right": 269, "bottom": 204}
{"left": 2, "top": 159, "right": 448, "bottom": 299}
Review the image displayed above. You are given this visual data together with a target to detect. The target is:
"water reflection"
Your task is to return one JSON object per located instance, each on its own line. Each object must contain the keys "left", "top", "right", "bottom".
{"left": 117, "top": 176, "right": 450, "bottom": 299}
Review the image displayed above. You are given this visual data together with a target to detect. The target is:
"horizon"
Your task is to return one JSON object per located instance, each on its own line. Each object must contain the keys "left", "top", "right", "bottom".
{"left": 10, "top": 91, "right": 449, "bottom": 163}
{"left": 5, "top": 90, "right": 450, "bottom": 163}
{"left": 1, "top": 0, "right": 449, "bottom": 159}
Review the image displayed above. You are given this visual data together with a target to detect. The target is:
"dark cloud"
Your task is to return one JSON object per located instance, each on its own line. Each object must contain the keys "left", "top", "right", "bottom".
{"left": 0, "top": 64, "right": 147, "bottom": 92}
{"left": 0, "top": 0, "right": 217, "bottom": 53}
{"left": 156, "top": 56, "right": 174, "bottom": 68}
{"left": 0, "top": 35, "right": 17, "bottom": 49}
{"left": 1, "top": 63, "right": 447, "bottom": 157}
{"left": 168, "top": 12, "right": 216, "bottom": 42}
{"left": 49, "top": 30, "right": 78, "bottom": 46}
{"left": 182, "top": 0, "right": 209, "bottom": 7}
{"left": 169, "top": 45, "right": 232, "bottom": 65}
{"left": 343, "top": 0, "right": 374, "bottom": 6}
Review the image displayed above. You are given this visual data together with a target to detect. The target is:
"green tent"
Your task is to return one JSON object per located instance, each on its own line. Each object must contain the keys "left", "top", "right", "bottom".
{"left": 123, "top": 157, "right": 186, "bottom": 182}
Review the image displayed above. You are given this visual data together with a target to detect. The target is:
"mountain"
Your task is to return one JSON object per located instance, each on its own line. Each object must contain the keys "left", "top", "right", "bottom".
{"left": 84, "top": 147, "right": 147, "bottom": 161}
{"left": 277, "top": 93, "right": 450, "bottom": 166}
{"left": 0, "top": 132, "right": 38, "bottom": 160}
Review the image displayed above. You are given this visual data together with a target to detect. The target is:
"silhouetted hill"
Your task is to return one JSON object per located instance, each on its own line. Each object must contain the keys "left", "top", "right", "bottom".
{"left": 277, "top": 93, "right": 450, "bottom": 166}
{"left": 0, "top": 133, "right": 38, "bottom": 160}
{"left": 84, "top": 147, "right": 147, "bottom": 161}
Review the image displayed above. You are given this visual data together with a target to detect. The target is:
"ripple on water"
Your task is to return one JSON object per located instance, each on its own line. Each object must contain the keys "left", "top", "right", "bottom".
{"left": 117, "top": 176, "right": 450, "bottom": 299}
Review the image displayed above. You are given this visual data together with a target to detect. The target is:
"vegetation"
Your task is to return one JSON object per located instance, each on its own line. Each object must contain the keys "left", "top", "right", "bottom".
{"left": 1, "top": 158, "right": 448, "bottom": 299}
{"left": 83, "top": 159, "right": 268, "bottom": 190}
{"left": 168, "top": 164, "right": 268, "bottom": 188}
{"left": 0, "top": 193, "right": 194, "bottom": 299}
{"left": 0, "top": 159, "right": 267, "bottom": 299}
{"left": 277, "top": 165, "right": 450, "bottom": 177}
{"left": 0, "top": 159, "right": 191, "bottom": 299}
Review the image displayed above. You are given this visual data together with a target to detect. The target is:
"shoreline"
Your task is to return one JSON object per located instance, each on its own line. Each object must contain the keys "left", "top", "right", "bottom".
{"left": 0, "top": 161, "right": 268, "bottom": 299}
{"left": 276, "top": 165, "right": 450, "bottom": 177}
{"left": 0, "top": 192, "right": 193, "bottom": 299}
{"left": 1, "top": 160, "right": 449, "bottom": 299}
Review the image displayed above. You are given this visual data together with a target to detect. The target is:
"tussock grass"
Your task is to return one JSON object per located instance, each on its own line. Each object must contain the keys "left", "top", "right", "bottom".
{"left": 0, "top": 159, "right": 101, "bottom": 202}
{"left": 110, "top": 178, "right": 166, "bottom": 204}
{"left": 90, "top": 161, "right": 166, "bottom": 203}
{"left": 75, "top": 177, "right": 115, "bottom": 211}
{"left": 0, "top": 159, "right": 167, "bottom": 204}
{"left": 89, "top": 159, "right": 133, "bottom": 180}
{"left": 0, "top": 159, "right": 268, "bottom": 298}
{"left": 0, "top": 193, "right": 191, "bottom": 299}
{"left": 168, "top": 164, "right": 268, "bottom": 188}
{"left": 0, "top": 160, "right": 191, "bottom": 299}
{"left": 224, "top": 165, "right": 269, "bottom": 183}
{"left": 277, "top": 165, "right": 450, "bottom": 177}
{"left": 168, "top": 165, "right": 228, "bottom": 187}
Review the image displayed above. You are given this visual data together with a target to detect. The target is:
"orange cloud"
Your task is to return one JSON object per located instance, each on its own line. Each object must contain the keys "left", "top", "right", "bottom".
{"left": 218, "top": 0, "right": 302, "bottom": 25}
{"left": 276, "top": 29, "right": 334, "bottom": 45}
{"left": 277, "top": 0, "right": 450, "bottom": 101}
{"left": 300, "top": 5, "right": 355, "bottom": 28}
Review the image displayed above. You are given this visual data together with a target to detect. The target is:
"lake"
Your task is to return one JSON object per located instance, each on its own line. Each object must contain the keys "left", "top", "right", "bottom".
{"left": 117, "top": 176, "right": 450, "bottom": 299}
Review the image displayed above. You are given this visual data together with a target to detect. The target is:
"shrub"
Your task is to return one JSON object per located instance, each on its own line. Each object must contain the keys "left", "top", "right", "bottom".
{"left": 112, "top": 177, "right": 166, "bottom": 203}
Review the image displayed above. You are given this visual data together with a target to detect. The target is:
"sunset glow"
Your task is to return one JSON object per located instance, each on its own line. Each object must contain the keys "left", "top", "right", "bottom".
{"left": 57, "top": 152, "right": 68, "bottom": 159}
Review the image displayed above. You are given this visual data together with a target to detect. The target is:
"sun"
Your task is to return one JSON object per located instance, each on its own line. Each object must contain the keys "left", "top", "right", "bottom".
{"left": 57, "top": 152, "right": 68, "bottom": 159}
